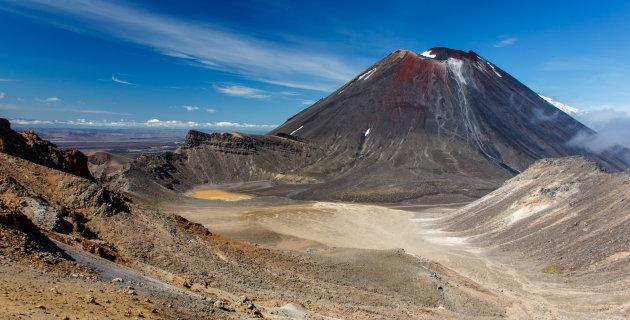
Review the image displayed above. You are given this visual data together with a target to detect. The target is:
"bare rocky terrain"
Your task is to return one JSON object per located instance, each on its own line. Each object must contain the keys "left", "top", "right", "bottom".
{"left": 0, "top": 119, "right": 509, "bottom": 319}
{"left": 2, "top": 48, "right": 630, "bottom": 320}
{"left": 2, "top": 120, "right": 630, "bottom": 319}
{"left": 162, "top": 180, "right": 630, "bottom": 319}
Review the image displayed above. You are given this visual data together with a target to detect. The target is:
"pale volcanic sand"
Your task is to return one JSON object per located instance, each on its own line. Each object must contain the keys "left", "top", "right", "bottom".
{"left": 158, "top": 188, "right": 630, "bottom": 320}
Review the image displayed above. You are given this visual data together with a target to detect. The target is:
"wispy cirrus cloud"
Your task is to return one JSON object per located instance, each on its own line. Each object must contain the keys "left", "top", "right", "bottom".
{"left": 206, "top": 108, "right": 216, "bottom": 113}
{"left": 0, "top": 78, "right": 16, "bottom": 82}
{"left": 112, "top": 76, "right": 135, "bottom": 85}
{"left": 540, "top": 56, "right": 597, "bottom": 71}
{"left": 254, "top": 79, "right": 334, "bottom": 92}
{"left": 301, "top": 100, "right": 315, "bottom": 105}
{"left": 36, "top": 97, "right": 61, "bottom": 102}
{"left": 183, "top": 105, "right": 199, "bottom": 111}
{"left": 161, "top": 51, "right": 194, "bottom": 59}
{"left": 493, "top": 36, "right": 517, "bottom": 48}
{"left": 0, "top": 104, "right": 17, "bottom": 110}
{"left": 214, "top": 84, "right": 300, "bottom": 99}
{"left": 278, "top": 91, "right": 299, "bottom": 96}
{"left": 72, "top": 109, "right": 133, "bottom": 116}
{"left": 0, "top": 92, "right": 4, "bottom": 99}
{"left": 215, "top": 85, "right": 271, "bottom": 99}
{"left": 7, "top": 0, "right": 360, "bottom": 92}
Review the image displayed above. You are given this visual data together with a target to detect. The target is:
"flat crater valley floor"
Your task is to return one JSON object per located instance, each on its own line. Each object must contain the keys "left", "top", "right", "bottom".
{"left": 156, "top": 184, "right": 630, "bottom": 319}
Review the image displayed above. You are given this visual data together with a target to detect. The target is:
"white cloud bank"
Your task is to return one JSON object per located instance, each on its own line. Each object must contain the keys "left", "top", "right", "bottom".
{"left": 541, "top": 95, "right": 630, "bottom": 162}
{"left": 12, "top": 0, "right": 359, "bottom": 92}
{"left": 10, "top": 118, "right": 277, "bottom": 130}
{"left": 567, "top": 106, "right": 630, "bottom": 157}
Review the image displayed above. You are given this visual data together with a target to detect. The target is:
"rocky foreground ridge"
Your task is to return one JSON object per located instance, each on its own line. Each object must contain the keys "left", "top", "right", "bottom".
{"left": 0, "top": 119, "right": 513, "bottom": 318}
{"left": 0, "top": 118, "right": 92, "bottom": 180}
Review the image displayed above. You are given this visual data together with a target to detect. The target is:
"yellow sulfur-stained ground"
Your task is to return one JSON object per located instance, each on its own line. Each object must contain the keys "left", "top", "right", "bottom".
{"left": 190, "top": 189, "right": 254, "bottom": 201}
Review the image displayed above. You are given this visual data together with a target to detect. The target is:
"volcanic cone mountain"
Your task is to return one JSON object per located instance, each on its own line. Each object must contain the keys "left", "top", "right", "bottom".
{"left": 268, "top": 48, "right": 628, "bottom": 202}
{"left": 99, "top": 48, "right": 628, "bottom": 203}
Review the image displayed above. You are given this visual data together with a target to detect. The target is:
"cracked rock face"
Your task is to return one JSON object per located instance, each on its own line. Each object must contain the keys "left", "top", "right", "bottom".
{"left": 18, "top": 198, "right": 64, "bottom": 232}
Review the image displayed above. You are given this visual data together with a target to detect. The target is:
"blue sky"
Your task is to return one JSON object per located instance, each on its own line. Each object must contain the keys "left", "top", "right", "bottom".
{"left": 1, "top": 0, "right": 629, "bottom": 132}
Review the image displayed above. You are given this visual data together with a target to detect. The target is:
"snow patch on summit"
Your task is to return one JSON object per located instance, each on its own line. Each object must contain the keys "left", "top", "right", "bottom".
{"left": 290, "top": 125, "right": 303, "bottom": 136}
{"left": 420, "top": 50, "right": 436, "bottom": 59}
{"left": 358, "top": 68, "right": 377, "bottom": 81}
{"left": 486, "top": 62, "right": 502, "bottom": 78}
{"left": 447, "top": 58, "right": 467, "bottom": 85}
{"left": 538, "top": 95, "right": 581, "bottom": 115}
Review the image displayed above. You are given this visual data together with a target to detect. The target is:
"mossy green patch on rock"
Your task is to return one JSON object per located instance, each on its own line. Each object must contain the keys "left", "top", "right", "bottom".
{"left": 542, "top": 265, "right": 564, "bottom": 274}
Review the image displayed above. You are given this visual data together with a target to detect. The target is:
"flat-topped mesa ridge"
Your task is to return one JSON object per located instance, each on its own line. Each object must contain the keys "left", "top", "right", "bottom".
{"left": 0, "top": 118, "right": 93, "bottom": 180}
{"left": 180, "top": 130, "right": 313, "bottom": 155}
{"left": 101, "top": 129, "right": 321, "bottom": 198}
